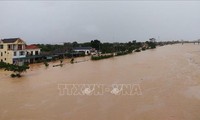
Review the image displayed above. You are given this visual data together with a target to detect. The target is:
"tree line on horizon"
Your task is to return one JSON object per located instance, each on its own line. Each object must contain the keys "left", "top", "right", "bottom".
{"left": 36, "top": 39, "right": 168, "bottom": 54}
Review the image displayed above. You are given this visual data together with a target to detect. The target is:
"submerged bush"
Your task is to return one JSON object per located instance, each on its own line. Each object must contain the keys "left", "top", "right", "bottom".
{"left": 150, "top": 45, "right": 156, "bottom": 49}
{"left": 142, "top": 47, "right": 146, "bottom": 51}
{"left": 10, "top": 73, "right": 16, "bottom": 78}
{"left": 115, "top": 51, "right": 132, "bottom": 56}
{"left": 70, "top": 58, "right": 74, "bottom": 64}
{"left": 16, "top": 74, "right": 21, "bottom": 77}
{"left": 1, "top": 62, "right": 30, "bottom": 78}
{"left": 0, "top": 62, "right": 8, "bottom": 69}
{"left": 91, "top": 54, "right": 114, "bottom": 60}
{"left": 135, "top": 49, "right": 141, "bottom": 52}
{"left": 44, "top": 61, "right": 49, "bottom": 67}
{"left": 10, "top": 73, "right": 22, "bottom": 78}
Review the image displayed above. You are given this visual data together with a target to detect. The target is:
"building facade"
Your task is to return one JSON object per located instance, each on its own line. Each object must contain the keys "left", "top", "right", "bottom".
{"left": 25, "top": 44, "right": 42, "bottom": 63}
{"left": 73, "top": 47, "right": 96, "bottom": 55}
{"left": 0, "top": 38, "right": 41, "bottom": 65}
{"left": 0, "top": 38, "right": 26, "bottom": 65}
{"left": 26, "top": 44, "right": 41, "bottom": 56}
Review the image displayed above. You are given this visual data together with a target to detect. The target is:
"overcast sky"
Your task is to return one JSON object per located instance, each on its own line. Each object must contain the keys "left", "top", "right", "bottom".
{"left": 0, "top": 1, "right": 200, "bottom": 44}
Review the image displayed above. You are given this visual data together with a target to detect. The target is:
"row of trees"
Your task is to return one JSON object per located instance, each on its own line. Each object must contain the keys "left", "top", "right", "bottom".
{"left": 79, "top": 39, "right": 157, "bottom": 53}
{"left": 37, "top": 39, "right": 157, "bottom": 54}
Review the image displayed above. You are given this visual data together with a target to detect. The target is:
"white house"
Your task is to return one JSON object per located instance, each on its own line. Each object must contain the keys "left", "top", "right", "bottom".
{"left": 73, "top": 47, "right": 96, "bottom": 55}
{"left": 26, "top": 44, "right": 41, "bottom": 56}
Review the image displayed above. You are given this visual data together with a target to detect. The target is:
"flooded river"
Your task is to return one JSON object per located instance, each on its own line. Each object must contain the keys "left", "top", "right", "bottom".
{"left": 0, "top": 44, "right": 200, "bottom": 120}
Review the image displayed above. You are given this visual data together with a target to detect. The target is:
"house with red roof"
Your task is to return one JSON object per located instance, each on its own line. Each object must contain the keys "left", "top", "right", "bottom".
{"left": 26, "top": 44, "right": 41, "bottom": 56}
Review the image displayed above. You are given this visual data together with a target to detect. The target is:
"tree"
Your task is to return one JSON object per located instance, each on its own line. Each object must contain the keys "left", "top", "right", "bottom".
{"left": 81, "top": 42, "right": 91, "bottom": 47}
{"left": 101, "top": 43, "right": 114, "bottom": 53}
{"left": 64, "top": 42, "right": 72, "bottom": 48}
{"left": 127, "top": 41, "right": 132, "bottom": 47}
{"left": 43, "top": 61, "right": 49, "bottom": 67}
{"left": 146, "top": 39, "right": 156, "bottom": 49}
{"left": 132, "top": 40, "right": 136, "bottom": 45}
{"left": 1, "top": 62, "right": 30, "bottom": 77}
{"left": 72, "top": 41, "right": 79, "bottom": 48}
{"left": 70, "top": 58, "right": 74, "bottom": 64}
{"left": 149, "top": 38, "right": 156, "bottom": 43}
{"left": 91, "top": 39, "right": 101, "bottom": 51}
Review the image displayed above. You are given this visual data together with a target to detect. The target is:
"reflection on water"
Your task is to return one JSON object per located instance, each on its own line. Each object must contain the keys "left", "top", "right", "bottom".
{"left": 0, "top": 44, "right": 200, "bottom": 120}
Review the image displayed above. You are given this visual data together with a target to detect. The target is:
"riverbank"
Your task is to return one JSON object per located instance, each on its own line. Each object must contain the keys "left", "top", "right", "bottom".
{"left": 0, "top": 44, "right": 200, "bottom": 120}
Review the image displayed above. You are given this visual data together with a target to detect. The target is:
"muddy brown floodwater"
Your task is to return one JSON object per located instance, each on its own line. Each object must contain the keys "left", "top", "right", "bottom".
{"left": 0, "top": 44, "right": 200, "bottom": 120}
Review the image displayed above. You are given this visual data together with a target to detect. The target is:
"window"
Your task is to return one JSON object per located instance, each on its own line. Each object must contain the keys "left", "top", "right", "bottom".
{"left": 1, "top": 52, "right": 3, "bottom": 56}
{"left": 8, "top": 45, "right": 11, "bottom": 50}
{"left": 31, "top": 51, "right": 33, "bottom": 55}
{"left": 4, "top": 51, "right": 6, "bottom": 54}
{"left": 0, "top": 45, "right": 3, "bottom": 49}
{"left": 18, "top": 45, "right": 22, "bottom": 50}
{"left": 0, "top": 59, "right": 3, "bottom": 62}
{"left": 14, "top": 52, "right": 17, "bottom": 56}
{"left": 13, "top": 45, "right": 16, "bottom": 50}
{"left": 35, "top": 51, "right": 39, "bottom": 55}
{"left": 20, "top": 51, "right": 24, "bottom": 56}
{"left": 4, "top": 58, "right": 6, "bottom": 61}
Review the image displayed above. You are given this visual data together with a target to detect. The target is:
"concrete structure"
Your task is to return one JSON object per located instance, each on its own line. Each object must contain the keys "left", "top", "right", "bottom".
{"left": 0, "top": 38, "right": 42, "bottom": 65}
{"left": 73, "top": 47, "right": 96, "bottom": 55}
{"left": 25, "top": 44, "right": 42, "bottom": 63}
{"left": 0, "top": 38, "right": 26, "bottom": 65}
{"left": 26, "top": 44, "right": 41, "bottom": 56}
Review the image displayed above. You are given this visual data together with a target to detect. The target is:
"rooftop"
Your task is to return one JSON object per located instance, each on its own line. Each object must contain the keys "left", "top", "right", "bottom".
{"left": 26, "top": 44, "right": 40, "bottom": 49}
{"left": 1, "top": 38, "right": 20, "bottom": 43}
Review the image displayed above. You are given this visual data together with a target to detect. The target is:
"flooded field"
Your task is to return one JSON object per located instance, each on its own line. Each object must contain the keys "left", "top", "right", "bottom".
{"left": 0, "top": 44, "right": 200, "bottom": 120}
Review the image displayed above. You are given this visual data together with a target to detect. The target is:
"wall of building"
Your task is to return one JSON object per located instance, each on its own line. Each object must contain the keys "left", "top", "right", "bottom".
{"left": 26, "top": 49, "right": 41, "bottom": 56}
{"left": 74, "top": 50, "right": 91, "bottom": 55}
{"left": 0, "top": 40, "right": 27, "bottom": 64}
{"left": 12, "top": 50, "right": 26, "bottom": 58}
{"left": 0, "top": 44, "right": 13, "bottom": 63}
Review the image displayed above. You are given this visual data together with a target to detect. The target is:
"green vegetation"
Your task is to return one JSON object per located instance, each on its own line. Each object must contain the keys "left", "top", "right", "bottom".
{"left": 37, "top": 39, "right": 156, "bottom": 53}
{"left": 142, "top": 47, "right": 146, "bottom": 51}
{"left": 0, "top": 62, "right": 29, "bottom": 78}
{"left": 37, "top": 44, "right": 65, "bottom": 52}
{"left": 135, "top": 49, "right": 141, "bottom": 52}
{"left": 115, "top": 51, "right": 132, "bottom": 56}
{"left": 90, "top": 38, "right": 158, "bottom": 61}
{"left": 44, "top": 61, "right": 49, "bottom": 67}
{"left": 0, "top": 62, "right": 8, "bottom": 69}
{"left": 91, "top": 54, "right": 114, "bottom": 60}
{"left": 70, "top": 58, "right": 74, "bottom": 64}
{"left": 145, "top": 41, "right": 156, "bottom": 49}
